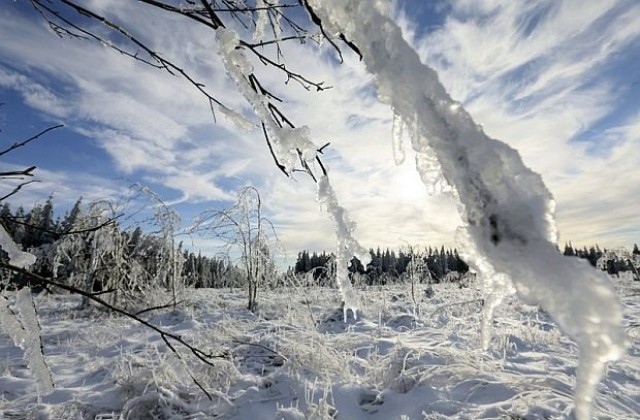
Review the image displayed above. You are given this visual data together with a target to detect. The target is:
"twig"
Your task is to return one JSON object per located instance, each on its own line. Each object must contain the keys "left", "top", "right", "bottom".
{"left": 0, "top": 262, "right": 229, "bottom": 369}
{"left": 0, "top": 166, "right": 37, "bottom": 178}
{"left": 0, "top": 125, "right": 63, "bottom": 157}
{"left": 0, "top": 214, "right": 122, "bottom": 239}
{"left": 232, "top": 338, "right": 288, "bottom": 361}
{"left": 0, "top": 180, "right": 37, "bottom": 202}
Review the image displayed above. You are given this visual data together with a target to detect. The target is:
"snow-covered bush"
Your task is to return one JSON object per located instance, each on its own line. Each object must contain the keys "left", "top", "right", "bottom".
{"left": 192, "top": 187, "right": 277, "bottom": 311}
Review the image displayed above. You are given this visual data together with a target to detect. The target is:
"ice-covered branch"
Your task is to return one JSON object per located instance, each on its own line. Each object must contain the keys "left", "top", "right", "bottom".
{"left": 0, "top": 224, "right": 36, "bottom": 269}
{"left": 217, "top": 26, "right": 366, "bottom": 314}
{"left": 309, "top": 1, "right": 626, "bottom": 418}
{"left": 317, "top": 176, "right": 371, "bottom": 319}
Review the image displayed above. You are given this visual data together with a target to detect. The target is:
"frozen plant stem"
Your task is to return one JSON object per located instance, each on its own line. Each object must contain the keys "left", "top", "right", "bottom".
{"left": 317, "top": 176, "right": 370, "bottom": 320}
{"left": 309, "top": 1, "right": 626, "bottom": 418}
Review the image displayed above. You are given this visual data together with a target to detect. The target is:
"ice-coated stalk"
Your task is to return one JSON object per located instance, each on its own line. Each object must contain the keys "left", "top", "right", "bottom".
{"left": 317, "top": 176, "right": 370, "bottom": 320}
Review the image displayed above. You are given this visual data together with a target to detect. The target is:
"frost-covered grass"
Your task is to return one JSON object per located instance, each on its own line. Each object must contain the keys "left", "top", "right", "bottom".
{"left": 1, "top": 276, "right": 639, "bottom": 419}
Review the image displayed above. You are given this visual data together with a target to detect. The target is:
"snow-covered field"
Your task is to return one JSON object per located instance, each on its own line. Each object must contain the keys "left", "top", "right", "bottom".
{"left": 1, "top": 276, "right": 639, "bottom": 419}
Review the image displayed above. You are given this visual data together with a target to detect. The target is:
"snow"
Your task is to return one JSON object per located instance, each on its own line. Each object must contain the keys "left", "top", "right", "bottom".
{"left": 307, "top": 1, "right": 626, "bottom": 418}
{"left": 0, "top": 278, "right": 638, "bottom": 418}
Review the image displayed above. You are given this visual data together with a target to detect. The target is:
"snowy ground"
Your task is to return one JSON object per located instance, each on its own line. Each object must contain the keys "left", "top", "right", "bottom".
{"left": 1, "top": 276, "right": 639, "bottom": 419}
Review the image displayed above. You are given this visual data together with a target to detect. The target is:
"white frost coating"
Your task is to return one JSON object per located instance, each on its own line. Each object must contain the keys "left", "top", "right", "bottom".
{"left": 16, "top": 288, "right": 54, "bottom": 393}
{"left": 276, "top": 125, "right": 318, "bottom": 172}
{"left": 254, "top": 0, "right": 268, "bottom": 41}
{"left": 218, "top": 29, "right": 254, "bottom": 76}
{"left": 0, "top": 224, "right": 36, "bottom": 268}
{"left": 310, "top": 1, "right": 626, "bottom": 418}
{"left": 317, "top": 176, "right": 371, "bottom": 320}
{"left": 0, "top": 296, "right": 26, "bottom": 346}
{"left": 391, "top": 113, "right": 406, "bottom": 165}
{"left": 217, "top": 28, "right": 314, "bottom": 172}
{"left": 219, "top": 105, "right": 256, "bottom": 132}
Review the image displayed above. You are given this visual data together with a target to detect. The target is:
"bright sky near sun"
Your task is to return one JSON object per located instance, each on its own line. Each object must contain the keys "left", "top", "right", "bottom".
{"left": 1, "top": 1, "right": 639, "bottom": 263}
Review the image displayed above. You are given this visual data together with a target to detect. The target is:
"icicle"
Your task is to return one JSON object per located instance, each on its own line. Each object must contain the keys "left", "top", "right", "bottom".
{"left": 415, "top": 148, "right": 452, "bottom": 196}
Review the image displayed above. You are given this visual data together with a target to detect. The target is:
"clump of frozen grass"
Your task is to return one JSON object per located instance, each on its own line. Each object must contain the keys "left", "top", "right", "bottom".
{"left": 121, "top": 387, "right": 208, "bottom": 419}
{"left": 275, "top": 403, "right": 307, "bottom": 420}
{"left": 301, "top": 380, "right": 338, "bottom": 419}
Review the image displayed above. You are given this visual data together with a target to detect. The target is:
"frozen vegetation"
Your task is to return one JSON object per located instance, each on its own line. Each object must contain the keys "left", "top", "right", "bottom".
{"left": 0, "top": 1, "right": 631, "bottom": 419}
{"left": 0, "top": 275, "right": 638, "bottom": 419}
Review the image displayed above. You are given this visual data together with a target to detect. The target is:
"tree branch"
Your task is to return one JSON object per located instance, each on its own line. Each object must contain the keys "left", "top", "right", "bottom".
{"left": 0, "top": 262, "right": 230, "bottom": 369}
{"left": 0, "top": 125, "right": 63, "bottom": 157}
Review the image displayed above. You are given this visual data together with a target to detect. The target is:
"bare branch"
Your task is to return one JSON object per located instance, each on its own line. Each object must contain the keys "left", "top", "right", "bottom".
{"left": 0, "top": 180, "right": 37, "bottom": 202}
{"left": 0, "top": 166, "right": 37, "bottom": 178}
{"left": 0, "top": 214, "right": 122, "bottom": 239}
{"left": 262, "top": 123, "right": 289, "bottom": 176}
{"left": 0, "top": 125, "right": 63, "bottom": 157}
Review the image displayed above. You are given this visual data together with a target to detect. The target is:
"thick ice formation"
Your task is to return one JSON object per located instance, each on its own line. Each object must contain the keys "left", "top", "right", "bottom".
{"left": 317, "top": 176, "right": 370, "bottom": 320}
{"left": 0, "top": 224, "right": 36, "bottom": 269}
{"left": 16, "top": 288, "right": 54, "bottom": 394}
{"left": 309, "top": 1, "right": 626, "bottom": 418}
{"left": 391, "top": 112, "right": 407, "bottom": 165}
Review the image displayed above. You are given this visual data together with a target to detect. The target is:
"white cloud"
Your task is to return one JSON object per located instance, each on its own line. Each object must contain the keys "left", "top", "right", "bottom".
{"left": 0, "top": 163, "right": 126, "bottom": 211}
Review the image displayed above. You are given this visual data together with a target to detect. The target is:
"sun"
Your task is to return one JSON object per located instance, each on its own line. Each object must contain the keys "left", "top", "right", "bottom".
{"left": 392, "top": 164, "right": 428, "bottom": 200}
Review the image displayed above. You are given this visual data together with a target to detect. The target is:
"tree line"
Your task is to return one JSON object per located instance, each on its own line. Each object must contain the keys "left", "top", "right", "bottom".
{"left": 2, "top": 197, "right": 637, "bottom": 297}
{"left": 563, "top": 243, "right": 640, "bottom": 278}
{"left": 293, "top": 246, "right": 470, "bottom": 286}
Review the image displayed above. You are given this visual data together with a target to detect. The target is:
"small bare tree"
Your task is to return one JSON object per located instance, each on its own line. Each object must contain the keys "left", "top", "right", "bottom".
{"left": 192, "top": 186, "right": 276, "bottom": 311}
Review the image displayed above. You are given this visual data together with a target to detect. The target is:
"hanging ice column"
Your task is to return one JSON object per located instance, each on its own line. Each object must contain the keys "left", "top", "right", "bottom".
{"left": 309, "top": 1, "right": 626, "bottom": 419}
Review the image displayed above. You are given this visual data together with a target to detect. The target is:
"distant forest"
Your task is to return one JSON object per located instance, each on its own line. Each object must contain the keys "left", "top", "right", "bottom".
{"left": 293, "top": 247, "right": 469, "bottom": 286}
{"left": 1, "top": 198, "right": 638, "bottom": 291}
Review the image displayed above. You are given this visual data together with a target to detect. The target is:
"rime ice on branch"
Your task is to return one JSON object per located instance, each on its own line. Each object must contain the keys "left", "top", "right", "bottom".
{"left": 309, "top": 1, "right": 626, "bottom": 418}
{"left": 217, "top": 26, "right": 366, "bottom": 315}
{"left": 0, "top": 224, "right": 36, "bottom": 269}
{"left": 0, "top": 226, "right": 53, "bottom": 394}
{"left": 317, "top": 176, "right": 371, "bottom": 320}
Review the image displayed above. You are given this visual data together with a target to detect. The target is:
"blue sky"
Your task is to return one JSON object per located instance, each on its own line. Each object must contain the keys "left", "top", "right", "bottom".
{"left": 1, "top": 0, "right": 639, "bottom": 263}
